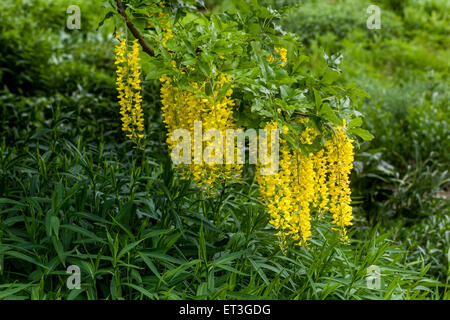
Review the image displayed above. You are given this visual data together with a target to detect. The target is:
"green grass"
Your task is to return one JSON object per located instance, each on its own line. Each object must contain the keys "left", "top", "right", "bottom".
{"left": 0, "top": 146, "right": 443, "bottom": 299}
{"left": 0, "top": 87, "right": 445, "bottom": 299}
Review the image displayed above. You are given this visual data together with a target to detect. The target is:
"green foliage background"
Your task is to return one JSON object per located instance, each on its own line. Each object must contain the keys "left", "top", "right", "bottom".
{"left": 0, "top": 0, "right": 448, "bottom": 299}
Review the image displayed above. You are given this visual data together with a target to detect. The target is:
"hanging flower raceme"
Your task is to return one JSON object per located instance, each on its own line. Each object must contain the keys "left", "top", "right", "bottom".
{"left": 114, "top": 33, "right": 145, "bottom": 145}
{"left": 160, "top": 72, "right": 243, "bottom": 194}
{"left": 258, "top": 120, "right": 355, "bottom": 246}
{"left": 258, "top": 123, "right": 314, "bottom": 246}
{"left": 324, "top": 120, "right": 355, "bottom": 241}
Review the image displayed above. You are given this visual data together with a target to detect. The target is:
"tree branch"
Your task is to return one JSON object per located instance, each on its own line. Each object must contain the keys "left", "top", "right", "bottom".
{"left": 115, "top": 0, "right": 155, "bottom": 57}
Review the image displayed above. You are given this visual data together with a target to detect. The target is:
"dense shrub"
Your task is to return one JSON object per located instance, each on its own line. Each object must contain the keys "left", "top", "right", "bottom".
{"left": 0, "top": 0, "right": 116, "bottom": 96}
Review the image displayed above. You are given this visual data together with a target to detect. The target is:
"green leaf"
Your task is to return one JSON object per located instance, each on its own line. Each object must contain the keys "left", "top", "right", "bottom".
{"left": 0, "top": 284, "right": 32, "bottom": 299}
{"left": 313, "top": 88, "right": 322, "bottom": 109}
{"left": 211, "top": 251, "right": 245, "bottom": 266}
{"left": 60, "top": 224, "right": 107, "bottom": 244}
{"left": 4, "top": 251, "right": 48, "bottom": 270}
{"left": 213, "top": 264, "right": 248, "bottom": 276}
{"left": 348, "top": 117, "right": 363, "bottom": 129}
{"left": 249, "top": 258, "right": 270, "bottom": 285}
{"left": 122, "top": 283, "right": 155, "bottom": 299}
{"left": 138, "top": 251, "right": 166, "bottom": 284}
{"left": 117, "top": 241, "right": 142, "bottom": 259}
{"left": 50, "top": 216, "right": 60, "bottom": 238}
{"left": 116, "top": 200, "right": 133, "bottom": 225}
{"left": 349, "top": 128, "right": 374, "bottom": 141}
{"left": 198, "top": 225, "right": 207, "bottom": 264}
{"left": 322, "top": 69, "right": 340, "bottom": 84}
{"left": 0, "top": 198, "right": 27, "bottom": 207}
{"left": 162, "top": 259, "right": 201, "bottom": 282}
{"left": 320, "top": 103, "right": 341, "bottom": 125}
{"left": 97, "top": 11, "right": 115, "bottom": 31}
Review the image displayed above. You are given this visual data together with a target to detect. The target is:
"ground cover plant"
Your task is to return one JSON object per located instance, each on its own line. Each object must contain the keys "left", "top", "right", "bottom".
{"left": 0, "top": 0, "right": 448, "bottom": 300}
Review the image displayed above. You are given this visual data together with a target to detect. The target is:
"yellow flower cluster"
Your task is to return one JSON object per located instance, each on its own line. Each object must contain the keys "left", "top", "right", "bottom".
{"left": 160, "top": 73, "right": 243, "bottom": 193}
{"left": 115, "top": 34, "right": 145, "bottom": 144}
{"left": 274, "top": 47, "right": 288, "bottom": 67}
{"left": 258, "top": 121, "right": 354, "bottom": 246}
{"left": 324, "top": 121, "right": 355, "bottom": 241}
{"left": 300, "top": 127, "right": 318, "bottom": 145}
{"left": 258, "top": 123, "right": 314, "bottom": 245}
{"left": 311, "top": 149, "right": 329, "bottom": 212}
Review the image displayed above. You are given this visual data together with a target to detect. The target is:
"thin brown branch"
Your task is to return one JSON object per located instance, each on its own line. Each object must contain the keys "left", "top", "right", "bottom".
{"left": 115, "top": 0, "right": 155, "bottom": 57}
{"left": 293, "top": 111, "right": 310, "bottom": 117}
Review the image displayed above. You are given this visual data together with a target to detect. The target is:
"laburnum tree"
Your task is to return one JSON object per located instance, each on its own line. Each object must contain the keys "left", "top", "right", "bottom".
{"left": 106, "top": 0, "right": 374, "bottom": 246}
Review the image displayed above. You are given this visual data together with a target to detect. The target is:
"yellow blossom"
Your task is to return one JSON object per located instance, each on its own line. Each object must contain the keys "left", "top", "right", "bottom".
{"left": 275, "top": 47, "right": 287, "bottom": 67}
{"left": 115, "top": 37, "right": 145, "bottom": 145}
{"left": 300, "top": 127, "right": 318, "bottom": 145}
{"left": 258, "top": 121, "right": 355, "bottom": 246}
{"left": 160, "top": 72, "right": 242, "bottom": 194}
